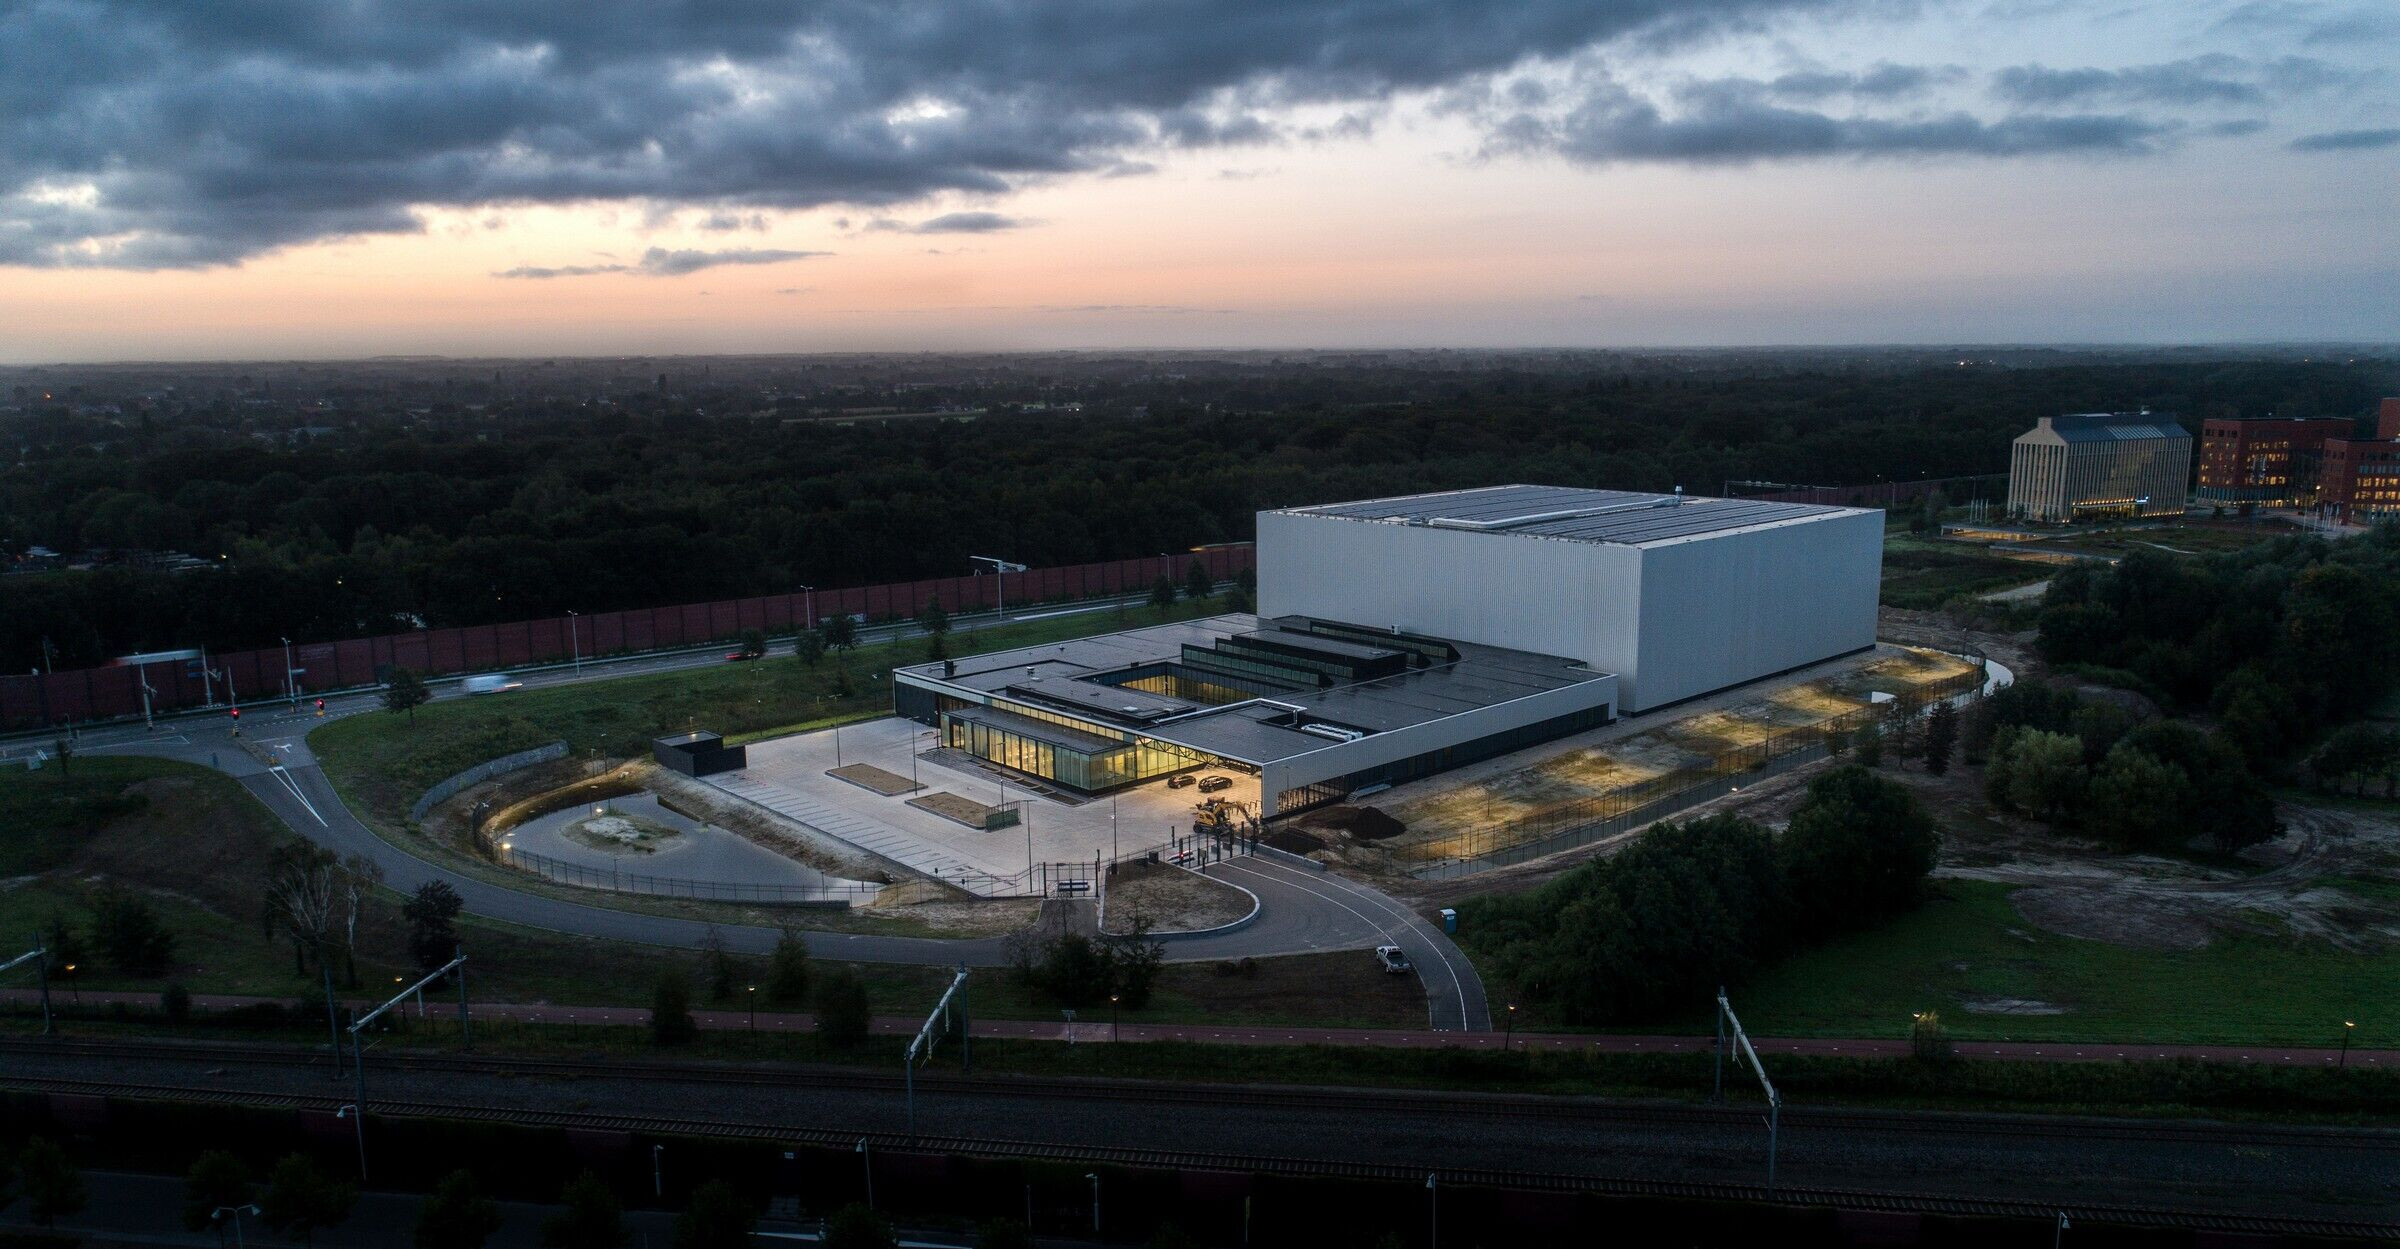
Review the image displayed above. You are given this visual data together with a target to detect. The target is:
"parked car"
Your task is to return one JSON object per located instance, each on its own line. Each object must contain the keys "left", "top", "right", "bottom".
{"left": 1375, "top": 945, "right": 1412, "bottom": 974}
{"left": 1197, "top": 775, "right": 1232, "bottom": 792}
{"left": 1166, "top": 774, "right": 1197, "bottom": 789}
{"left": 461, "top": 674, "right": 519, "bottom": 695}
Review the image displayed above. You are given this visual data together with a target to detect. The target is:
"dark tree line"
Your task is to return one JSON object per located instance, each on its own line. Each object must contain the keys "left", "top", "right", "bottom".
{"left": 2034, "top": 525, "right": 2400, "bottom": 774}
{"left": 1465, "top": 767, "right": 1940, "bottom": 1023}
{"left": 5, "top": 358, "right": 2386, "bottom": 669}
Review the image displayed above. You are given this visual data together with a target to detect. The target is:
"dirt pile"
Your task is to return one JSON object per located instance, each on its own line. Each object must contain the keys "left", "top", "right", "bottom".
{"left": 1297, "top": 804, "right": 1405, "bottom": 841}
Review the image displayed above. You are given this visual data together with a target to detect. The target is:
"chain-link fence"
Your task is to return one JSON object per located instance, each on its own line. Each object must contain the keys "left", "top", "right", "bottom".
{"left": 1410, "top": 661, "right": 1987, "bottom": 881}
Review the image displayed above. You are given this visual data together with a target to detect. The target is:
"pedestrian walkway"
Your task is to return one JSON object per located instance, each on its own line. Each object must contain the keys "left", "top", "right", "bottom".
{"left": 5, "top": 989, "right": 2386, "bottom": 1067}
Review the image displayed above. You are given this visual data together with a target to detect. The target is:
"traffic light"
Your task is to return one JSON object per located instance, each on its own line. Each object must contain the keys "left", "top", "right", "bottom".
{"left": 228, "top": 706, "right": 240, "bottom": 736}
{"left": 314, "top": 698, "right": 325, "bottom": 716}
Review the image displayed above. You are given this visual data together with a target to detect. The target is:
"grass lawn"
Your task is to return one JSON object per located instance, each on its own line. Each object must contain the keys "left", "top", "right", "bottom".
{"left": 1473, "top": 879, "right": 2398, "bottom": 1048}
{"left": 1878, "top": 535, "right": 2046, "bottom": 610}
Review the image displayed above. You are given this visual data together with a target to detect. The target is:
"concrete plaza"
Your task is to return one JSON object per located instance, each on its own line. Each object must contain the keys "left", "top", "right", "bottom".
{"left": 706, "top": 715, "right": 1263, "bottom": 893}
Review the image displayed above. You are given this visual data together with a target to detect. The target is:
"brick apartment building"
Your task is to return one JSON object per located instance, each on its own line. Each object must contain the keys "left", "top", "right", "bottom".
{"left": 2195, "top": 416, "right": 2354, "bottom": 506}
{"left": 2321, "top": 399, "right": 2400, "bottom": 524}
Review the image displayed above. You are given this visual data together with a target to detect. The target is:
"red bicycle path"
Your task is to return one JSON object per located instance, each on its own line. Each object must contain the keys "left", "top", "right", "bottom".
{"left": 7, "top": 988, "right": 2387, "bottom": 1067}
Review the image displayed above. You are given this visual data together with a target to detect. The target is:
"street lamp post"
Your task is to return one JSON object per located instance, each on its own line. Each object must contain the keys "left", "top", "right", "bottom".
{"left": 747, "top": 985, "right": 757, "bottom": 1032}
{"left": 1426, "top": 1173, "right": 1438, "bottom": 1249}
{"left": 567, "top": 610, "right": 581, "bottom": 675}
{"left": 281, "top": 637, "right": 298, "bottom": 706}
{"left": 2342, "top": 1020, "right": 2355, "bottom": 1068}
{"left": 213, "top": 1204, "right": 262, "bottom": 1249}
{"left": 336, "top": 1104, "right": 366, "bottom": 1179}
{"left": 652, "top": 1144, "right": 664, "bottom": 1199}
{"left": 1505, "top": 1004, "right": 1517, "bottom": 1051}
{"left": 1086, "top": 1172, "right": 1101, "bottom": 1236}
{"left": 1110, "top": 993, "right": 1120, "bottom": 1041}
{"left": 857, "top": 1138, "right": 875, "bottom": 1209}
{"left": 798, "top": 585, "right": 815, "bottom": 631}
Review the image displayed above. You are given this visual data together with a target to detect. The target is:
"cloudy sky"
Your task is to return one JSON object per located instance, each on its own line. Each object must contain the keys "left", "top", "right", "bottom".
{"left": 2, "top": 0, "right": 2395, "bottom": 361}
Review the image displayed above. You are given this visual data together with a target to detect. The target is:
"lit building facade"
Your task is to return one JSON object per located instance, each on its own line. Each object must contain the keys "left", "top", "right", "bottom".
{"left": 2195, "top": 417, "right": 2354, "bottom": 507}
{"left": 2006, "top": 412, "right": 2191, "bottom": 523}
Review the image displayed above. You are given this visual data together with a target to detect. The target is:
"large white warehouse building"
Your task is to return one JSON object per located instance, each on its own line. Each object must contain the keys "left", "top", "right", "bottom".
{"left": 893, "top": 483, "right": 1881, "bottom": 818}
{"left": 1258, "top": 485, "right": 1883, "bottom": 713}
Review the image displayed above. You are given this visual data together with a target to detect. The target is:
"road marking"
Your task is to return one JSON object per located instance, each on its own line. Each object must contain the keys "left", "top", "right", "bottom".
{"left": 267, "top": 765, "right": 328, "bottom": 827}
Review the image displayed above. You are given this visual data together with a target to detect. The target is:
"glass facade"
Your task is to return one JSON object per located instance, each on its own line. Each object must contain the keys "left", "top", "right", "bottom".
{"left": 941, "top": 704, "right": 1211, "bottom": 793}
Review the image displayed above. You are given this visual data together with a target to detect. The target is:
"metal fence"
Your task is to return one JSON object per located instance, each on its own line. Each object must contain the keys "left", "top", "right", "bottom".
{"left": 410, "top": 741, "right": 569, "bottom": 821}
{"left": 1409, "top": 662, "right": 1988, "bottom": 881}
{"left": 489, "top": 841, "right": 877, "bottom": 907}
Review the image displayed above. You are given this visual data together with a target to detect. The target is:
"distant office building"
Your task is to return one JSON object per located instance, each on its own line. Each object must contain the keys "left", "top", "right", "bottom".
{"left": 2195, "top": 416, "right": 2354, "bottom": 507}
{"left": 2006, "top": 412, "right": 2191, "bottom": 523}
{"left": 2321, "top": 398, "right": 2400, "bottom": 524}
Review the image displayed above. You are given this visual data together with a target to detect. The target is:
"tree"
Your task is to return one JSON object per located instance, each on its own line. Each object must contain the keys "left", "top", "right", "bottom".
{"left": 825, "top": 1205, "right": 897, "bottom": 1249}
{"left": 1990, "top": 729, "right": 2087, "bottom": 824}
{"left": 2116, "top": 720, "right": 2280, "bottom": 852}
{"left": 19, "top": 1138, "right": 85, "bottom": 1227}
{"left": 162, "top": 981, "right": 193, "bottom": 1022}
{"left": 1107, "top": 917, "right": 1166, "bottom": 1009}
{"left": 183, "top": 1151, "right": 254, "bottom": 1234}
{"left": 698, "top": 927, "right": 739, "bottom": 1002}
{"left": 915, "top": 597, "right": 951, "bottom": 653}
{"left": 260, "top": 1153, "right": 357, "bottom": 1248}
{"left": 89, "top": 882, "right": 176, "bottom": 975}
{"left": 819, "top": 615, "right": 857, "bottom": 652}
{"left": 736, "top": 628, "right": 767, "bottom": 659}
{"left": 671, "top": 1181, "right": 755, "bottom": 1249}
{"left": 2083, "top": 747, "right": 2191, "bottom": 851}
{"left": 415, "top": 1170, "right": 503, "bottom": 1249}
{"left": 403, "top": 880, "right": 464, "bottom": 971}
{"left": 1853, "top": 718, "right": 1884, "bottom": 769}
{"left": 1148, "top": 575, "right": 1177, "bottom": 615}
{"left": 1182, "top": 559, "right": 1212, "bottom": 601}
{"left": 815, "top": 967, "right": 871, "bottom": 1046}
{"left": 542, "top": 1172, "right": 629, "bottom": 1249}
{"left": 764, "top": 929, "right": 812, "bottom": 1005}
{"left": 792, "top": 630, "right": 825, "bottom": 667}
{"left": 383, "top": 668, "right": 432, "bottom": 724}
{"left": 651, "top": 970, "right": 699, "bottom": 1045}
{"left": 1921, "top": 702, "right": 1958, "bottom": 775}
{"left": 1779, "top": 766, "right": 1939, "bottom": 938}
{"left": 2310, "top": 723, "right": 2400, "bottom": 796}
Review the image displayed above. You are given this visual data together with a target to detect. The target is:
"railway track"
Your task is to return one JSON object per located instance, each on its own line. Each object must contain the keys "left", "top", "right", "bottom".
{"left": 5, "top": 1034, "right": 2395, "bottom": 1151}
{"left": 2, "top": 1068, "right": 2393, "bottom": 1241}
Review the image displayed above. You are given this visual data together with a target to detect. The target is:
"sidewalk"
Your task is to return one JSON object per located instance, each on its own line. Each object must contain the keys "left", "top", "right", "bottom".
{"left": 4, "top": 988, "right": 2389, "bottom": 1067}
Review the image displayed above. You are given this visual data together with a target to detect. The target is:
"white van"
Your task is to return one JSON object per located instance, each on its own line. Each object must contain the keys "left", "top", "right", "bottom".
{"left": 461, "top": 674, "right": 520, "bottom": 695}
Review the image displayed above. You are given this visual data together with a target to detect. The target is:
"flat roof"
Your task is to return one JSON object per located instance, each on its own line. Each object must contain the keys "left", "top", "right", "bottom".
{"left": 897, "top": 613, "right": 1614, "bottom": 767}
{"left": 2030, "top": 413, "right": 2191, "bottom": 443}
{"left": 1269, "top": 483, "right": 1865, "bottom": 546}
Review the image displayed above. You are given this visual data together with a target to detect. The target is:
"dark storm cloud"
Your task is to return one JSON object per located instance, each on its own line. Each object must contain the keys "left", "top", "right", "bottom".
{"left": 2288, "top": 127, "right": 2400, "bottom": 151}
{"left": 864, "top": 212, "right": 1031, "bottom": 234}
{"left": 1990, "top": 56, "right": 2355, "bottom": 109}
{"left": 1491, "top": 75, "right": 2167, "bottom": 164}
{"left": 1766, "top": 62, "right": 1961, "bottom": 101}
{"left": 494, "top": 247, "right": 826, "bottom": 278}
{"left": 2, "top": 0, "right": 1828, "bottom": 268}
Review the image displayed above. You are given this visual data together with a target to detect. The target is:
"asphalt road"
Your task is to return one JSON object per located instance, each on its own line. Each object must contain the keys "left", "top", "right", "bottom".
{"left": 8, "top": 1048, "right": 2391, "bottom": 1223}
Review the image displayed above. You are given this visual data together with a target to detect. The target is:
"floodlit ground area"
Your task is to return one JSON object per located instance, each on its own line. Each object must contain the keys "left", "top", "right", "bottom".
{"left": 1101, "top": 859, "right": 1256, "bottom": 935}
{"left": 713, "top": 715, "right": 1261, "bottom": 892}
{"left": 1362, "top": 644, "right": 1980, "bottom": 867}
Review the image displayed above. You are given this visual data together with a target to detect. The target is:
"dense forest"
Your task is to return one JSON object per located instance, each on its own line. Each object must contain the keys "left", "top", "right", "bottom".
{"left": 3, "top": 355, "right": 2389, "bottom": 670}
